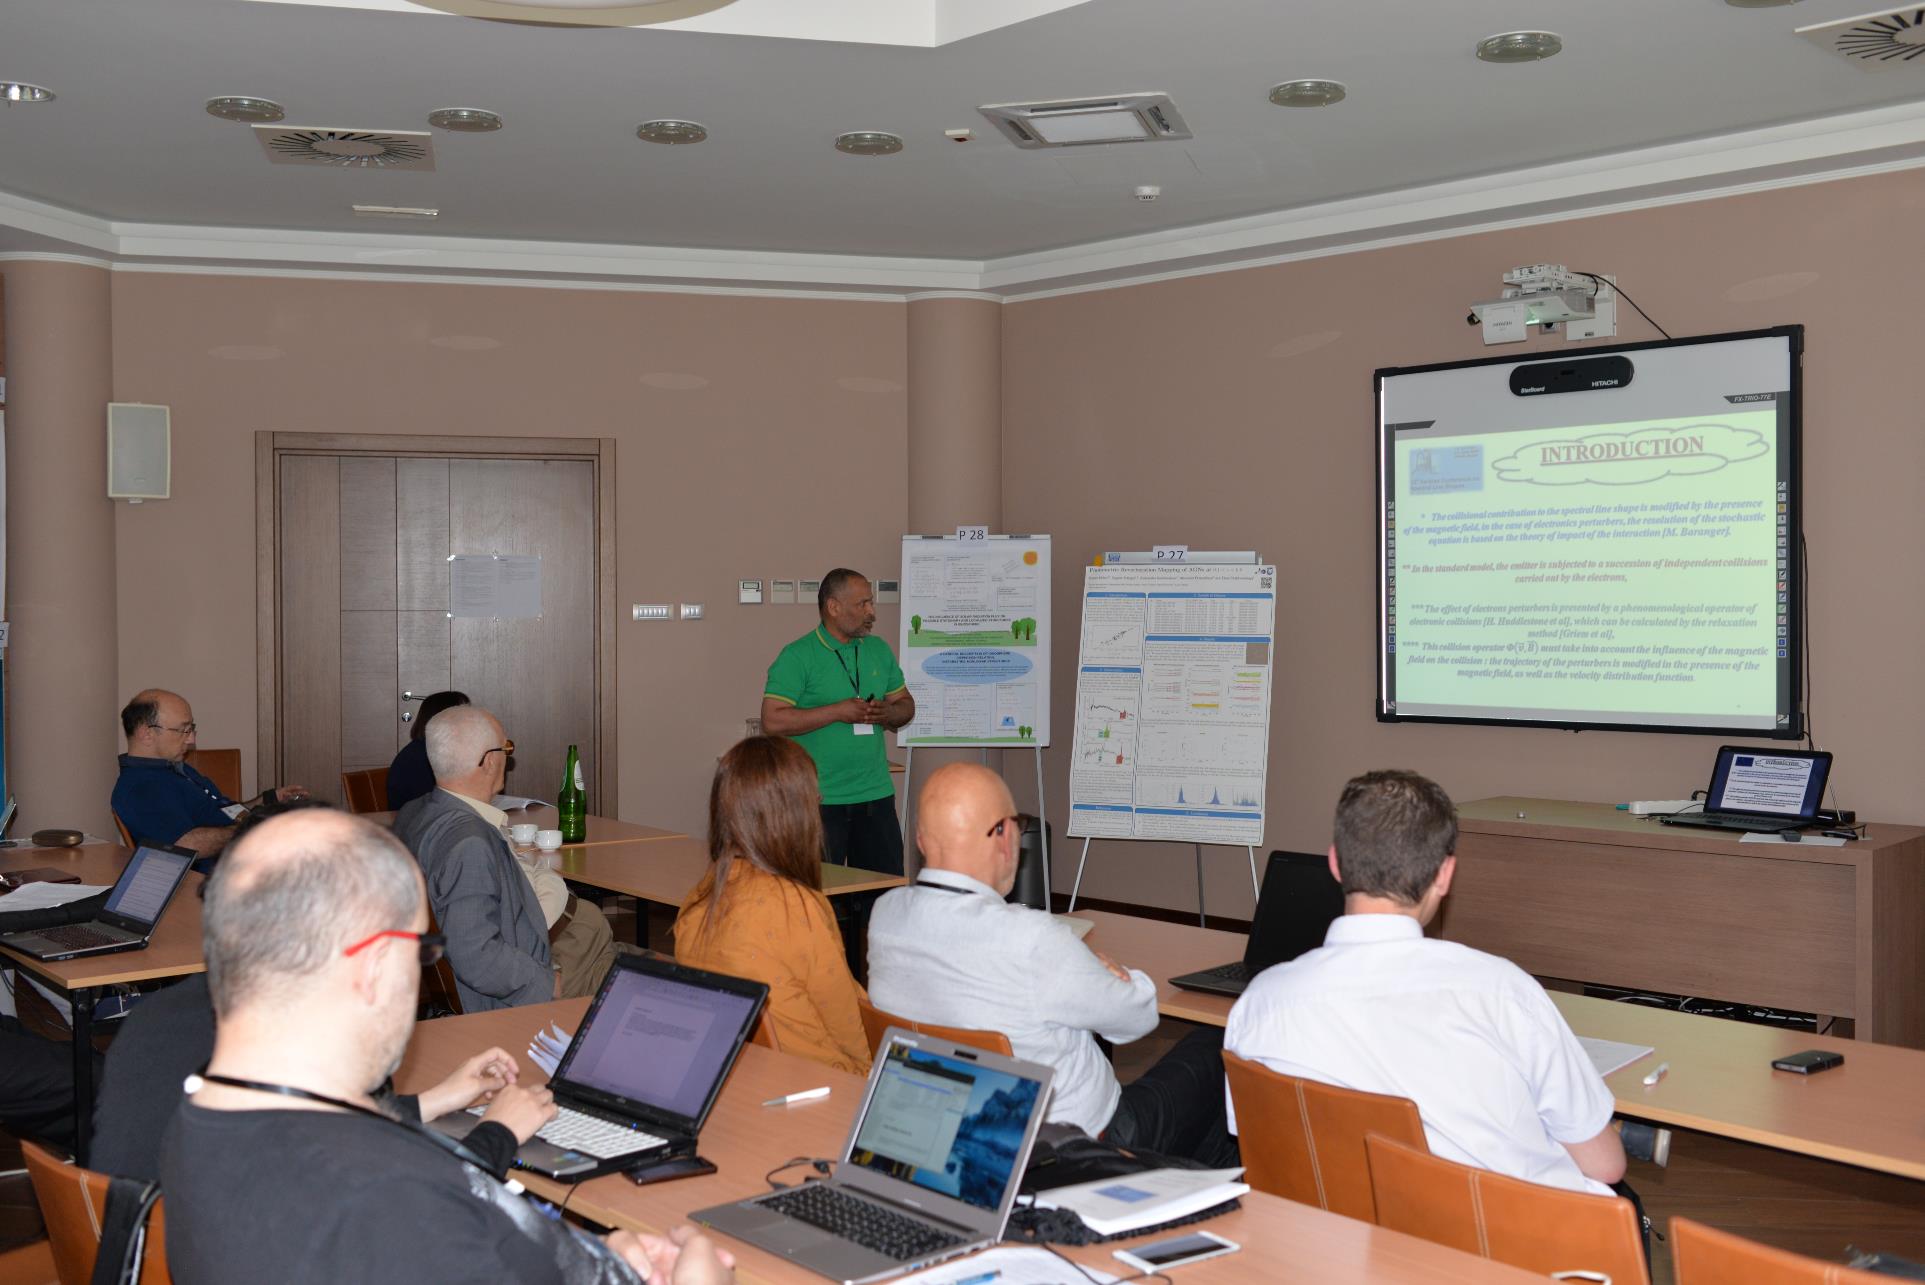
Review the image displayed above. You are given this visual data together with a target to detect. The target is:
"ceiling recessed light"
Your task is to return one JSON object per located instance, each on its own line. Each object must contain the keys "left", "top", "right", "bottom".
{"left": 0, "top": 82, "right": 55, "bottom": 105}
{"left": 835, "top": 130, "right": 903, "bottom": 156}
{"left": 1268, "top": 79, "right": 1347, "bottom": 107}
{"left": 428, "top": 108, "right": 502, "bottom": 133}
{"left": 636, "top": 119, "right": 708, "bottom": 145}
{"left": 1475, "top": 31, "right": 1563, "bottom": 63}
{"left": 206, "top": 95, "right": 284, "bottom": 123}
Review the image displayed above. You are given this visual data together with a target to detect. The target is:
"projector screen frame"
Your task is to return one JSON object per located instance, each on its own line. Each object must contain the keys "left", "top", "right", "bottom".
{"left": 1374, "top": 325, "right": 1804, "bottom": 740}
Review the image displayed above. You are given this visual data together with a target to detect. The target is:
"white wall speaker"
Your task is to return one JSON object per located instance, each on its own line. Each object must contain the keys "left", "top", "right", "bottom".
{"left": 107, "top": 402, "right": 171, "bottom": 500}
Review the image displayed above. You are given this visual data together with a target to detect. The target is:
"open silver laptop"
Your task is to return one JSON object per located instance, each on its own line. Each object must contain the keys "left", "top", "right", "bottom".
{"left": 693, "top": 1030, "right": 1054, "bottom": 1285}
{"left": 432, "top": 952, "right": 766, "bottom": 1181}
{"left": 0, "top": 842, "right": 194, "bottom": 961}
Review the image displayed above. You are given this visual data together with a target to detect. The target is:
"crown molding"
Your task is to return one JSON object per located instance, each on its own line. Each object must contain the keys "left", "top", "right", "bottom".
{"left": 1, "top": 98, "right": 1921, "bottom": 302}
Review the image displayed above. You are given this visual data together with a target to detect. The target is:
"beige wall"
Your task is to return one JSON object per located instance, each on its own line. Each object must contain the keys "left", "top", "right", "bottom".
{"left": 107, "top": 272, "right": 907, "bottom": 835}
{"left": 1005, "top": 168, "right": 1925, "bottom": 916}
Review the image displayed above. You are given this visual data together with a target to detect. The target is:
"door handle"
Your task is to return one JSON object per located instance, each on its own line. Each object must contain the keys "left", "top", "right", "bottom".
{"left": 402, "top": 691, "right": 424, "bottom": 702}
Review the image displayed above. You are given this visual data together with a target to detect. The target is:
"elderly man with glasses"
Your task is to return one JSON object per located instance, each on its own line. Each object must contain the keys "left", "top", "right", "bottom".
{"left": 391, "top": 705, "right": 613, "bottom": 1010}
{"left": 867, "top": 762, "right": 1237, "bottom": 1165}
{"left": 113, "top": 689, "right": 308, "bottom": 854}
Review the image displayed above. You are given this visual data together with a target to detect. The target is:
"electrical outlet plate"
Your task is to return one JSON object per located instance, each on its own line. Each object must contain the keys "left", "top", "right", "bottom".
{"left": 632, "top": 604, "right": 671, "bottom": 621}
{"left": 770, "top": 579, "right": 798, "bottom": 605}
{"left": 738, "top": 579, "right": 764, "bottom": 605}
{"left": 679, "top": 602, "right": 704, "bottom": 620}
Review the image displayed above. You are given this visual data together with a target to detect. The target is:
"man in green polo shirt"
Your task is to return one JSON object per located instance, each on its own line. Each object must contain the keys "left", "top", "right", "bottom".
{"left": 761, "top": 568, "right": 915, "bottom": 874}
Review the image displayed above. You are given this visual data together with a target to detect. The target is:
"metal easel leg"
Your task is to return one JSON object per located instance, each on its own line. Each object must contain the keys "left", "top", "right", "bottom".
{"left": 1195, "top": 843, "right": 1207, "bottom": 928}
{"left": 1248, "top": 844, "right": 1260, "bottom": 901}
{"left": 1068, "top": 836, "right": 1093, "bottom": 912}
{"left": 899, "top": 746, "right": 915, "bottom": 878}
{"left": 1034, "top": 746, "right": 1051, "bottom": 898}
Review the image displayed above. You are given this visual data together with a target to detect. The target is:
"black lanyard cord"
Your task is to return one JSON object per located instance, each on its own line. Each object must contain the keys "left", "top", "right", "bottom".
{"left": 187, "top": 1069, "right": 498, "bottom": 1173}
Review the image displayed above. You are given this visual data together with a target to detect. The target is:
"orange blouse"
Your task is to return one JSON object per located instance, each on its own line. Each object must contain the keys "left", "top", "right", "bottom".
{"left": 673, "top": 860, "right": 871, "bottom": 1076}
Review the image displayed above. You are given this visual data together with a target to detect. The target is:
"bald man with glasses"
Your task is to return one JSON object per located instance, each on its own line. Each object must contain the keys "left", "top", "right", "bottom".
{"left": 867, "top": 763, "right": 1236, "bottom": 1164}
{"left": 391, "top": 705, "right": 612, "bottom": 1011}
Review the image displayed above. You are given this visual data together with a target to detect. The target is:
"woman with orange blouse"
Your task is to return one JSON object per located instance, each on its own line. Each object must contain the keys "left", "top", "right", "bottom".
{"left": 674, "top": 736, "right": 871, "bottom": 1075}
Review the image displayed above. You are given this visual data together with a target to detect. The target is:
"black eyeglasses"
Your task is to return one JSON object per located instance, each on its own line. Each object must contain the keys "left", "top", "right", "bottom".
{"left": 478, "top": 738, "right": 515, "bottom": 768}
{"left": 150, "top": 720, "right": 197, "bottom": 735}
{"left": 343, "top": 930, "right": 447, "bottom": 968}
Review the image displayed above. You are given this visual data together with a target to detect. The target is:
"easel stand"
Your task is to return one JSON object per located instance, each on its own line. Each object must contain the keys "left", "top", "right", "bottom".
{"left": 1068, "top": 838, "right": 1258, "bottom": 927}
{"left": 899, "top": 745, "right": 1050, "bottom": 890}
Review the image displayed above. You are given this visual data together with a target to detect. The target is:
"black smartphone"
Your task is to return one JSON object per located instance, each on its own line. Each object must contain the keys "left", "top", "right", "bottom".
{"left": 1771, "top": 1049, "right": 1844, "bottom": 1074}
{"left": 627, "top": 1154, "right": 716, "bottom": 1186}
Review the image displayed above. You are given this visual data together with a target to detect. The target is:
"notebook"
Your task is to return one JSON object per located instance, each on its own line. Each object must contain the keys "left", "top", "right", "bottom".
{"left": 1169, "top": 850, "right": 1344, "bottom": 997}
{"left": 693, "top": 1031, "right": 1055, "bottom": 1285}
{"left": 1657, "top": 746, "right": 1832, "bottom": 834}
{"left": 0, "top": 842, "right": 194, "bottom": 961}
{"left": 432, "top": 952, "right": 766, "bottom": 1181}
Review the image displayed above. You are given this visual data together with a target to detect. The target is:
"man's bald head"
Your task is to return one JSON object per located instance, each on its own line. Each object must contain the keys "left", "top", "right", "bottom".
{"left": 915, "top": 762, "right": 1021, "bottom": 894}
{"left": 202, "top": 809, "right": 423, "bottom": 1019}
{"left": 121, "top": 688, "right": 197, "bottom": 761}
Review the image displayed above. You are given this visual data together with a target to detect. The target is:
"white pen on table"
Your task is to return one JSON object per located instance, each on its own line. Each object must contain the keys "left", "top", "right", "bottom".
{"left": 763, "top": 1086, "right": 832, "bottom": 1108}
{"left": 1642, "top": 1062, "right": 1669, "bottom": 1087}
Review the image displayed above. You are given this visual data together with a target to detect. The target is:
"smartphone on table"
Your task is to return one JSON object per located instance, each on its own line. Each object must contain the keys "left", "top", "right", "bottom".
{"left": 1113, "top": 1231, "right": 1240, "bottom": 1273}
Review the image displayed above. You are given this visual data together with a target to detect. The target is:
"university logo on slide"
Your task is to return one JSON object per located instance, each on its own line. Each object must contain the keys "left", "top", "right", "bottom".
{"left": 1493, "top": 423, "right": 1767, "bottom": 487}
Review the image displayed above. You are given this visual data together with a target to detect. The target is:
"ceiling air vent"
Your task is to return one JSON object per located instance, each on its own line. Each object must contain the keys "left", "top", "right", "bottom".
{"left": 253, "top": 126, "right": 436, "bottom": 170}
{"left": 1797, "top": 7, "right": 1925, "bottom": 67}
{"left": 977, "top": 93, "right": 1192, "bottom": 149}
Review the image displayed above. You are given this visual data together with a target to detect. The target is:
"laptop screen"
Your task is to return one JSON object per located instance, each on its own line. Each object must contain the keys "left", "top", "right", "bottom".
{"left": 103, "top": 845, "right": 193, "bottom": 927}
{"left": 555, "top": 962, "right": 761, "bottom": 1124}
{"left": 846, "top": 1042, "right": 1044, "bottom": 1212}
{"left": 1243, "top": 851, "right": 1345, "bottom": 974}
{"left": 1707, "top": 747, "right": 1830, "bottom": 818}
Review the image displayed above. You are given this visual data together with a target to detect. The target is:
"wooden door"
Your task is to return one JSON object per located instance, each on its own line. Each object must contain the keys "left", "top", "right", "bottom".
{"left": 274, "top": 449, "right": 603, "bottom": 809}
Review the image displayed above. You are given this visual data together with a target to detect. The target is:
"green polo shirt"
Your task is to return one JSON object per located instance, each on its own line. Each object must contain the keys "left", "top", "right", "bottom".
{"left": 765, "top": 625, "right": 907, "bottom": 806}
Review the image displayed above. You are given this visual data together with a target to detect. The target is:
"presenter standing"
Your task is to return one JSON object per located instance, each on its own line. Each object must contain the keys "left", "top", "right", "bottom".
{"left": 762, "top": 568, "right": 915, "bottom": 874}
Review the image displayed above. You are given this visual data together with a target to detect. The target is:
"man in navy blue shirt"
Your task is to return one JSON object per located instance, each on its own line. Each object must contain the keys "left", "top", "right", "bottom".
{"left": 111, "top": 689, "right": 307, "bottom": 853}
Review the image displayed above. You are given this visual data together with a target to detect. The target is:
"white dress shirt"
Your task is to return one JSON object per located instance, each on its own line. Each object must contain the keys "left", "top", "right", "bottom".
{"left": 867, "top": 868, "right": 1159, "bottom": 1135}
{"left": 1225, "top": 913, "right": 1616, "bottom": 1195}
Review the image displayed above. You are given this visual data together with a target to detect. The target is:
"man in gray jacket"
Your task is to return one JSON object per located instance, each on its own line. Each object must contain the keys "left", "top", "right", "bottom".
{"left": 392, "top": 705, "right": 556, "bottom": 1011}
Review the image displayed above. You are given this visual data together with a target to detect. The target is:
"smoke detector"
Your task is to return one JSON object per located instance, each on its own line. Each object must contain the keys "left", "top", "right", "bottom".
{"left": 254, "top": 126, "right": 435, "bottom": 170}
{"left": 1798, "top": 7, "right": 1925, "bottom": 66}
{"left": 977, "top": 93, "right": 1191, "bottom": 149}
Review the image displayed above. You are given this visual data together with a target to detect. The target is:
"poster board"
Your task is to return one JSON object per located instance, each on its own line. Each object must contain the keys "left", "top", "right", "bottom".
{"left": 897, "top": 534, "right": 1051, "bottom": 747}
{"left": 1067, "top": 560, "right": 1276, "bottom": 846}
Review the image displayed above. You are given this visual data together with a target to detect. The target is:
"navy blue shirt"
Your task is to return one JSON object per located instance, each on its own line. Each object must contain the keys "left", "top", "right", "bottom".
{"left": 385, "top": 739, "right": 436, "bottom": 812}
{"left": 111, "top": 754, "right": 235, "bottom": 846}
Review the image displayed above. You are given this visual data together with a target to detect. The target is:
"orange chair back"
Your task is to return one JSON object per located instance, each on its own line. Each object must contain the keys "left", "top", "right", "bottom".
{"left": 0, "top": 1240, "right": 58, "bottom": 1285}
{"left": 1222, "top": 1049, "right": 1426, "bottom": 1222}
{"left": 184, "top": 747, "right": 243, "bottom": 804}
{"left": 1366, "top": 1133, "right": 1649, "bottom": 1285}
{"left": 339, "top": 768, "right": 390, "bottom": 815}
{"left": 21, "top": 1138, "right": 171, "bottom": 1285}
{"left": 419, "top": 904, "right": 463, "bottom": 1016}
{"left": 856, "top": 997, "right": 1013, "bottom": 1058}
{"left": 1671, "top": 1217, "right": 1886, "bottom": 1285}
{"left": 749, "top": 1014, "right": 782, "bottom": 1051}
{"left": 112, "top": 813, "right": 135, "bottom": 849}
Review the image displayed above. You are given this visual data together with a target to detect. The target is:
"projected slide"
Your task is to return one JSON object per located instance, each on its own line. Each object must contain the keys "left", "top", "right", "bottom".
{"left": 1378, "top": 330, "right": 1799, "bottom": 735}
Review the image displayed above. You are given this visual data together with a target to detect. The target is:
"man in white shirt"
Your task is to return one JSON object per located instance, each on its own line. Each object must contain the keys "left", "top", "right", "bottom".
{"left": 868, "top": 762, "right": 1234, "bottom": 1164}
{"left": 1225, "top": 769, "right": 1625, "bottom": 1196}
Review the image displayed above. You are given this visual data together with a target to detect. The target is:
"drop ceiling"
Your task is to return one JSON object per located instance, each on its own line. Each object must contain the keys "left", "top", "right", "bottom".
{"left": 0, "top": 0, "right": 1922, "bottom": 296}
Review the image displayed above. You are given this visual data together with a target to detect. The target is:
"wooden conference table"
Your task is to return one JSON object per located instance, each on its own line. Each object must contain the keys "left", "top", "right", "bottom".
{"left": 395, "top": 999, "right": 1546, "bottom": 1285}
{"left": 0, "top": 843, "right": 206, "bottom": 1165}
{"left": 367, "top": 804, "right": 684, "bottom": 847}
{"left": 1077, "top": 909, "right": 1925, "bottom": 1183}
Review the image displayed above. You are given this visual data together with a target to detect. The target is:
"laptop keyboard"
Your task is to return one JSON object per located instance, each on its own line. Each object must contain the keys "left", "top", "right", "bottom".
{"left": 1195, "top": 961, "right": 1249, "bottom": 982}
{"left": 31, "top": 923, "right": 126, "bottom": 950}
{"left": 758, "top": 1184, "right": 965, "bottom": 1261}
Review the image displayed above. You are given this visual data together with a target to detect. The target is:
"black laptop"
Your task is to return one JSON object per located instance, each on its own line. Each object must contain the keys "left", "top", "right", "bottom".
{"left": 1657, "top": 745, "right": 1832, "bottom": 834}
{"left": 432, "top": 952, "right": 766, "bottom": 1181}
{"left": 1170, "top": 850, "right": 1345, "bottom": 997}
{"left": 0, "top": 842, "right": 194, "bottom": 961}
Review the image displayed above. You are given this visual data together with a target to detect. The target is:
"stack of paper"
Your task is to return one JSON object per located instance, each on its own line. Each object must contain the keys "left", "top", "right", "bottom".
{"left": 900, "top": 1246, "right": 1116, "bottom": 1284}
{"left": 1032, "top": 1167, "right": 1247, "bottom": 1237}
{"left": 1578, "top": 1036, "right": 1655, "bottom": 1077}
{"left": 528, "top": 1023, "right": 572, "bottom": 1076}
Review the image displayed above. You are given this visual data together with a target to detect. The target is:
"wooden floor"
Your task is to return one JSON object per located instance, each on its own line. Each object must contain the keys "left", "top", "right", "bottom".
{"left": 7, "top": 903, "right": 1923, "bottom": 1282}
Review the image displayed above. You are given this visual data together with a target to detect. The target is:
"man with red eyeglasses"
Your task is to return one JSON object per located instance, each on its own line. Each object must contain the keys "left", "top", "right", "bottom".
{"left": 160, "top": 808, "right": 734, "bottom": 1285}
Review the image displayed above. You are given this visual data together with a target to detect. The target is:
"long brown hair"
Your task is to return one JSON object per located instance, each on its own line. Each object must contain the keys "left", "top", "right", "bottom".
{"left": 687, "top": 736, "right": 826, "bottom": 939}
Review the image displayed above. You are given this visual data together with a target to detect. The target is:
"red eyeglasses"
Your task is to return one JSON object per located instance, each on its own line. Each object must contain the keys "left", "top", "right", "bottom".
{"left": 342, "top": 930, "right": 447, "bottom": 967}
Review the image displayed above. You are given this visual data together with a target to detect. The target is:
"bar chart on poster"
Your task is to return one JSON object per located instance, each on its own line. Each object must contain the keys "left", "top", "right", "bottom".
{"left": 1068, "top": 560, "right": 1276, "bottom": 848}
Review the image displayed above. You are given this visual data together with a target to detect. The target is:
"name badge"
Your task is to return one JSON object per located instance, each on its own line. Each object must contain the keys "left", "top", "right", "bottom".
{"left": 853, "top": 724, "right": 875, "bottom": 736}
{"left": 223, "top": 803, "right": 249, "bottom": 821}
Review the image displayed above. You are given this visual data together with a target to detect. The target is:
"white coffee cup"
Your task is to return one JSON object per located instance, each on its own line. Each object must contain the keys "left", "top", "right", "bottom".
{"left": 510, "top": 823, "right": 539, "bottom": 846}
{"left": 535, "top": 829, "right": 564, "bottom": 851}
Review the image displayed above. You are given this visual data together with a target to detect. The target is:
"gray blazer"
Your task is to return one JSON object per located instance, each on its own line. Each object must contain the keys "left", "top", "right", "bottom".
{"left": 392, "top": 789, "right": 552, "bottom": 1012}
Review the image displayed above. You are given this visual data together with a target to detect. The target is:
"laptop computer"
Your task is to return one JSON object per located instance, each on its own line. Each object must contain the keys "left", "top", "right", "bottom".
{"left": 1657, "top": 746, "right": 1833, "bottom": 834}
{"left": 0, "top": 842, "right": 195, "bottom": 961}
{"left": 431, "top": 952, "right": 766, "bottom": 1181}
{"left": 693, "top": 1031, "right": 1055, "bottom": 1285}
{"left": 1170, "top": 850, "right": 1344, "bottom": 997}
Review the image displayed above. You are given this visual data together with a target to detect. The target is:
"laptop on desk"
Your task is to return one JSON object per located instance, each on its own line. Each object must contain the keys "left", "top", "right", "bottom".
{"left": 0, "top": 842, "right": 194, "bottom": 962}
{"left": 693, "top": 1031, "right": 1055, "bottom": 1285}
{"left": 1657, "top": 746, "right": 1833, "bottom": 834}
{"left": 431, "top": 953, "right": 766, "bottom": 1181}
{"left": 1169, "top": 850, "right": 1344, "bottom": 998}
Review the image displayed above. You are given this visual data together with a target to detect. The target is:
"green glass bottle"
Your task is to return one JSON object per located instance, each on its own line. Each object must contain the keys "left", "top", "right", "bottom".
{"left": 558, "top": 744, "right": 586, "bottom": 843}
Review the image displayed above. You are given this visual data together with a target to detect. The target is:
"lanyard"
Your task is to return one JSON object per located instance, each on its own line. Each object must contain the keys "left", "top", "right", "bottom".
{"left": 914, "top": 879, "right": 971, "bottom": 894}
{"left": 187, "top": 1069, "right": 497, "bottom": 1173}
{"left": 831, "top": 634, "right": 863, "bottom": 698}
